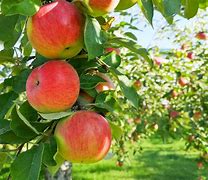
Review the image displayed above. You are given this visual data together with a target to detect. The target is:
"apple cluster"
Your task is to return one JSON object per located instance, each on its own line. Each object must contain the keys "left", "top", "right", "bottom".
{"left": 25, "top": 0, "right": 136, "bottom": 163}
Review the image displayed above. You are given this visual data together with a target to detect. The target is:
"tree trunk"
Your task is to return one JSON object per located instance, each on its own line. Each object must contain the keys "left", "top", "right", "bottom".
{"left": 45, "top": 162, "right": 72, "bottom": 180}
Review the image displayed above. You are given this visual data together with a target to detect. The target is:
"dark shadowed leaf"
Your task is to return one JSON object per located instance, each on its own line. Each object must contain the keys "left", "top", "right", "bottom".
{"left": 11, "top": 143, "right": 44, "bottom": 180}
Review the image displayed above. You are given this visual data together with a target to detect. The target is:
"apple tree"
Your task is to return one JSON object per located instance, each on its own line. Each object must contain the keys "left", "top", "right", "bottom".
{"left": 0, "top": 0, "right": 207, "bottom": 179}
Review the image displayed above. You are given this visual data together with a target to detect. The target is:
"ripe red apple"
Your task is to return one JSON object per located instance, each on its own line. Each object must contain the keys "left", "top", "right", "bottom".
{"left": 187, "top": 52, "right": 195, "bottom": 59}
{"left": 27, "top": 0, "right": 84, "bottom": 59}
{"left": 196, "top": 32, "right": 207, "bottom": 40}
{"left": 95, "top": 72, "right": 115, "bottom": 93}
{"left": 26, "top": 60, "right": 80, "bottom": 113}
{"left": 55, "top": 111, "right": 112, "bottom": 163}
{"left": 172, "top": 90, "right": 179, "bottom": 98}
{"left": 153, "top": 56, "right": 166, "bottom": 66}
{"left": 178, "top": 77, "right": 189, "bottom": 87}
{"left": 83, "top": 0, "right": 120, "bottom": 17}
{"left": 78, "top": 90, "right": 94, "bottom": 105}
{"left": 197, "top": 162, "right": 203, "bottom": 169}
{"left": 115, "top": 0, "right": 137, "bottom": 11}
{"left": 134, "top": 118, "right": 141, "bottom": 124}
{"left": 134, "top": 80, "right": 142, "bottom": 89}
{"left": 105, "top": 47, "right": 120, "bottom": 55}
{"left": 193, "top": 111, "right": 202, "bottom": 121}
{"left": 116, "top": 161, "right": 124, "bottom": 167}
{"left": 170, "top": 111, "right": 179, "bottom": 119}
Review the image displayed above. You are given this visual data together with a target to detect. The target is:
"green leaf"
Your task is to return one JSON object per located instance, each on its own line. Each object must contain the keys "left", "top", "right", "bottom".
{"left": 1, "top": 0, "right": 41, "bottom": 16}
{"left": 138, "top": 0, "right": 154, "bottom": 25}
{"left": 109, "top": 122, "right": 123, "bottom": 140}
{"left": 101, "top": 52, "right": 121, "bottom": 69}
{"left": 0, "top": 48, "right": 14, "bottom": 64}
{"left": 39, "top": 110, "right": 72, "bottom": 120}
{"left": 84, "top": 15, "right": 105, "bottom": 60}
{"left": 43, "top": 137, "right": 57, "bottom": 167}
{"left": 0, "top": 152, "right": 9, "bottom": 171}
{"left": 95, "top": 92, "right": 121, "bottom": 113}
{"left": 11, "top": 143, "right": 44, "bottom": 180}
{"left": 163, "top": 0, "right": 181, "bottom": 17}
{"left": 199, "top": 0, "right": 208, "bottom": 8}
{"left": 48, "top": 153, "right": 65, "bottom": 176}
{"left": 21, "top": 33, "right": 32, "bottom": 57}
{"left": 118, "top": 76, "right": 142, "bottom": 109}
{"left": 109, "top": 37, "right": 152, "bottom": 65}
{"left": 13, "top": 69, "right": 31, "bottom": 93}
{"left": 0, "top": 91, "right": 18, "bottom": 119}
{"left": 19, "top": 101, "right": 38, "bottom": 122}
{"left": 0, "top": 14, "right": 20, "bottom": 47}
{"left": 80, "top": 74, "right": 105, "bottom": 90}
{"left": 0, "top": 119, "right": 29, "bottom": 144}
{"left": 11, "top": 106, "right": 40, "bottom": 139}
{"left": 183, "top": 0, "right": 199, "bottom": 19}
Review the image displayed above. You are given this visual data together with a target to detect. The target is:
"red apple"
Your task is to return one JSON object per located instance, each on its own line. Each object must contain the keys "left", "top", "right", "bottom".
{"left": 172, "top": 90, "right": 179, "bottom": 98}
{"left": 95, "top": 72, "right": 115, "bottom": 93}
{"left": 187, "top": 52, "right": 195, "bottom": 59}
{"left": 105, "top": 47, "right": 120, "bottom": 55}
{"left": 196, "top": 32, "right": 207, "bottom": 40}
{"left": 134, "top": 80, "right": 142, "bottom": 89}
{"left": 170, "top": 111, "right": 179, "bottom": 119}
{"left": 180, "top": 43, "right": 190, "bottom": 50}
{"left": 197, "top": 162, "right": 203, "bottom": 169}
{"left": 116, "top": 161, "right": 124, "bottom": 167}
{"left": 55, "top": 111, "right": 112, "bottom": 163}
{"left": 178, "top": 77, "right": 189, "bottom": 87}
{"left": 115, "top": 0, "right": 137, "bottom": 11}
{"left": 134, "top": 118, "right": 141, "bottom": 124}
{"left": 27, "top": 0, "right": 84, "bottom": 59}
{"left": 26, "top": 60, "right": 80, "bottom": 113}
{"left": 83, "top": 0, "right": 120, "bottom": 17}
{"left": 154, "top": 56, "right": 166, "bottom": 66}
{"left": 78, "top": 90, "right": 94, "bottom": 105}
{"left": 193, "top": 111, "right": 202, "bottom": 121}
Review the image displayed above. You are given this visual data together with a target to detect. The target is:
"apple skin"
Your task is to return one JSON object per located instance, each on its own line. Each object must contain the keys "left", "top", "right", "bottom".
{"left": 96, "top": 72, "right": 115, "bottom": 93}
{"left": 178, "top": 77, "right": 188, "bottom": 87}
{"left": 105, "top": 47, "right": 120, "bottom": 55}
{"left": 54, "top": 111, "right": 112, "bottom": 163}
{"left": 134, "top": 80, "right": 142, "bottom": 89}
{"left": 27, "top": 0, "right": 84, "bottom": 59}
{"left": 196, "top": 32, "right": 207, "bottom": 40}
{"left": 170, "top": 111, "right": 179, "bottom": 119}
{"left": 26, "top": 60, "right": 80, "bottom": 113}
{"left": 115, "top": 0, "right": 137, "bottom": 11}
{"left": 153, "top": 56, "right": 165, "bottom": 66}
{"left": 187, "top": 52, "right": 195, "bottom": 59}
{"left": 83, "top": 0, "right": 120, "bottom": 17}
{"left": 193, "top": 111, "right": 201, "bottom": 120}
{"left": 78, "top": 90, "right": 94, "bottom": 105}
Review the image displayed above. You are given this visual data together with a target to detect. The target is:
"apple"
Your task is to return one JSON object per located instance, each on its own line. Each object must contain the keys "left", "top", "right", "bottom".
{"left": 188, "top": 135, "right": 195, "bottom": 142}
{"left": 27, "top": 0, "right": 84, "bottom": 59}
{"left": 134, "top": 118, "right": 141, "bottom": 124}
{"left": 180, "top": 43, "right": 189, "bottom": 50}
{"left": 153, "top": 56, "right": 166, "bottom": 66}
{"left": 172, "top": 90, "right": 178, "bottom": 98}
{"left": 197, "top": 162, "right": 203, "bottom": 169}
{"left": 115, "top": 0, "right": 137, "bottom": 11}
{"left": 78, "top": 90, "right": 94, "bottom": 105}
{"left": 170, "top": 111, "right": 179, "bottom": 119}
{"left": 96, "top": 72, "right": 115, "bottom": 93}
{"left": 178, "top": 77, "right": 188, "bottom": 87}
{"left": 83, "top": 0, "right": 120, "bottom": 17}
{"left": 134, "top": 80, "right": 142, "bottom": 89}
{"left": 26, "top": 60, "right": 80, "bottom": 113}
{"left": 187, "top": 52, "right": 195, "bottom": 59}
{"left": 116, "top": 161, "right": 124, "bottom": 167}
{"left": 196, "top": 32, "right": 207, "bottom": 40}
{"left": 193, "top": 111, "right": 202, "bottom": 121}
{"left": 105, "top": 47, "right": 120, "bottom": 55}
{"left": 55, "top": 111, "right": 112, "bottom": 163}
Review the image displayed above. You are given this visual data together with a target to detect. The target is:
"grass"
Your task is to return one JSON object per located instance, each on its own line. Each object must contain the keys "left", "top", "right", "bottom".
{"left": 72, "top": 138, "right": 208, "bottom": 180}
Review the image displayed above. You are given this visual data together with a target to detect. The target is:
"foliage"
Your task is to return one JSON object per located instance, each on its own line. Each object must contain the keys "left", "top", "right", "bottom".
{"left": 0, "top": 0, "right": 207, "bottom": 179}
